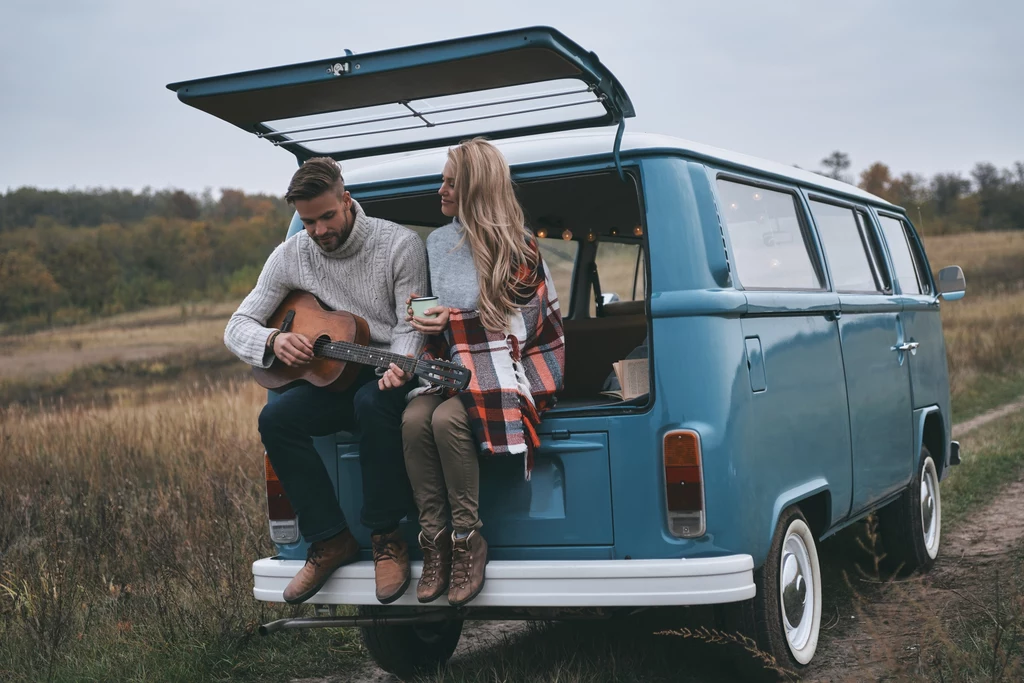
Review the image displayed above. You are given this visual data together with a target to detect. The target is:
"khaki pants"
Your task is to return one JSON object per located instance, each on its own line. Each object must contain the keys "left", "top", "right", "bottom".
{"left": 401, "top": 395, "right": 481, "bottom": 538}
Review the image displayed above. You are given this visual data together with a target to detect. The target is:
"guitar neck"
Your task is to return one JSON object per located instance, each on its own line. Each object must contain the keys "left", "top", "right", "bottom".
{"left": 313, "top": 338, "right": 422, "bottom": 376}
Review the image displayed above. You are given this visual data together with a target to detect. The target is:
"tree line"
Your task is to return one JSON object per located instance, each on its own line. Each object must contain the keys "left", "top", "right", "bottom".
{"left": 819, "top": 152, "right": 1024, "bottom": 234}
{"left": 1, "top": 156, "right": 1022, "bottom": 331}
{"left": 0, "top": 188, "right": 291, "bottom": 330}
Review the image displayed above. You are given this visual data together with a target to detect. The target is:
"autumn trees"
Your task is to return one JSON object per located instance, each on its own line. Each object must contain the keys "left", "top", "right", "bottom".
{"left": 0, "top": 188, "right": 290, "bottom": 330}
{"left": 1, "top": 159, "right": 1022, "bottom": 332}
{"left": 819, "top": 153, "right": 1024, "bottom": 236}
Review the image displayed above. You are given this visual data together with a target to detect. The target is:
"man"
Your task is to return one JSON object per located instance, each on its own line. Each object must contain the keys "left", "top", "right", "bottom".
{"left": 224, "top": 157, "right": 425, "bottom": 605}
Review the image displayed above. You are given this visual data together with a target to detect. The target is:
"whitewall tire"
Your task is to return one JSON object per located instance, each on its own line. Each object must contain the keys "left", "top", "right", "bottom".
{"left": 716, "top": 506, "right": 823, "bottom": 676}
{"left": 879, "top": 447, "right": 941, "bottom": 574}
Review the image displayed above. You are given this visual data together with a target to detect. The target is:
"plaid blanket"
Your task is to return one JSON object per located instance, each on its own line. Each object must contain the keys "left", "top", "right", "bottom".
{"left": 410, "top": 254, "right": 564, "bottom": 477}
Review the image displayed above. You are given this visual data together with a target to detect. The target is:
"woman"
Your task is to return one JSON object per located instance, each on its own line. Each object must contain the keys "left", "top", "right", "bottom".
{"left": 380, "top": 138, "right": 564, "bottom": 606}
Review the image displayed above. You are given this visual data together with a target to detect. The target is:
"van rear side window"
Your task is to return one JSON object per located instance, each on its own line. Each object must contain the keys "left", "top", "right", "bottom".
{"left": 589, "top": 241, "right": 645, "bottom": 316}
{"left": 877, "top": 215, "right": 923, "bottom": 294}
{"left": 808, "top": 200, "right": 880, "bottom": 293}
{"left": 536, "top": 237, "right": 578, "bottom": 309}
{"left": 716, "top": 179, "right": 821, "bottom": 291}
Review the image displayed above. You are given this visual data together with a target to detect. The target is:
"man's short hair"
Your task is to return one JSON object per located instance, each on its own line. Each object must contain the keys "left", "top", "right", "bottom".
{"left": 285, "top": 157, "right": 346, "bottom": 204}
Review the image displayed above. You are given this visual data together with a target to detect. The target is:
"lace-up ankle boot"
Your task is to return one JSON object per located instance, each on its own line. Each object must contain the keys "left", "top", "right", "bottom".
{"left": 372, "top": 529, "right": 410, "bottom": 604}
{"left": 416, "top": 529, "right": 452, "bottom": 603}
{"left": 282, "top": 529, "right": 359, "bottom": 604}
{"left": 448, "top": 529, "right": 487, "bottom": 607}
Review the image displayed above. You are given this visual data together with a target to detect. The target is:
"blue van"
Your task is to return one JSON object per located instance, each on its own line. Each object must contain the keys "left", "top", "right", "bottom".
{"left": 169, "top": 26, "right": 967, "bottom": 678}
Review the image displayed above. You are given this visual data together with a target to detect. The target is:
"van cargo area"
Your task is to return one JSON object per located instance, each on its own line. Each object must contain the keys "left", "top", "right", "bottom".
{"left": 267, "top": 167, "right": 654, "bottom": 563}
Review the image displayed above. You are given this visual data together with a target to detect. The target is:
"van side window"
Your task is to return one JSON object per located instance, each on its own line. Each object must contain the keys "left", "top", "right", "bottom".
{"left": 716, "top": 179, "right": 822, "bottom": 290}
{"left": 589, "top": 241, "right": 645, "bottom": 316}
{"left": 808, "top": 200, "right": 880, "bottom": 293}
{"left": 854, "top": 210, "right": 891, "bottom": 292}
{"left": 536, "top": 237, "right": 579, "bottom": 309}
{"left": 877, "top": 216, "right": 923, "bottom": 295}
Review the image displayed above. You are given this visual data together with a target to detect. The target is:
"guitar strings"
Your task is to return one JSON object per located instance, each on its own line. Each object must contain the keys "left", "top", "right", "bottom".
{"left": 312, "top": 339, "right": 420, "bottom": 372}
{"left": 310, "top": 338, "right": 466, "bottom": 386}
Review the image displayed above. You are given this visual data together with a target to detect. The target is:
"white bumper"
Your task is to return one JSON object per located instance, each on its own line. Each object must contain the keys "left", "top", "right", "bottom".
{"left": 252, "top": 555, "right": 755, "bottom": 607}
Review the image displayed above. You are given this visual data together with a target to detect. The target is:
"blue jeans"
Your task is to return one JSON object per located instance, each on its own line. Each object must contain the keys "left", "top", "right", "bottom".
{"left": 258, "top": 369, "right": 415, "bottom": 542}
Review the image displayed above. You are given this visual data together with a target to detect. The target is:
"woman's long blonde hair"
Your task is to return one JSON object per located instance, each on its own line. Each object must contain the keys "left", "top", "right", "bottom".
{"left": 449, "top": 138, "right": 540, "bottom": 332}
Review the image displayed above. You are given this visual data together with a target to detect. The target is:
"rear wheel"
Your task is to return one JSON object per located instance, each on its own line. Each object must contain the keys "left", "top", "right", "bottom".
{"left": 358, "top": 606, "right": 463, "bottom": 680}
{"left": 879, "top": 446, "right": 941, "bottom": 575}
{"left": 718, "top": 506, "right": 822, "bottom": 678}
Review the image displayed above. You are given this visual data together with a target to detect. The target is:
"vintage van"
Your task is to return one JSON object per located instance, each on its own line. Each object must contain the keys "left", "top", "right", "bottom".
{"left": 169, "top": 26, "right": 967, "bottom": 678}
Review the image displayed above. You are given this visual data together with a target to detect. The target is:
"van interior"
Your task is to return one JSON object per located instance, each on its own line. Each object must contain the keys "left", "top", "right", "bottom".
{"left": 360, "top": 169, "right": 651, "bottom": 412}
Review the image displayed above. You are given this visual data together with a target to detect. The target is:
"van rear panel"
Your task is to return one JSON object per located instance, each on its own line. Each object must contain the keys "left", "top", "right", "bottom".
{"left": 276, "top": 428, "right": 619, "bottom": 562}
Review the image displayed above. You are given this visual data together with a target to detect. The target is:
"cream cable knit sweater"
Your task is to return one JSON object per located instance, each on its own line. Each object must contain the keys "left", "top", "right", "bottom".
{"left": 224, "top": 200, "right": 428, "bottom": 369}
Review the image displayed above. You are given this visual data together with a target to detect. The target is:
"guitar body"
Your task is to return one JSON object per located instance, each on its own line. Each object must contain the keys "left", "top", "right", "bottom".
{"left": 252, "top": 291, "right": 370, "bottom": 392}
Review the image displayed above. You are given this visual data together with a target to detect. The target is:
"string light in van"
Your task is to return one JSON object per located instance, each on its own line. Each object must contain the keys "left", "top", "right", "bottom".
{"left": 562, "top": 229, "right": 573, "bottom": 241}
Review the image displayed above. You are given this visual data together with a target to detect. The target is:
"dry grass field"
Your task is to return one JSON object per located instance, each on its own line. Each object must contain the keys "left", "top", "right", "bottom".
{"left": 0, "top": 302, "right": 239, "bottom": 376}
{"left": 924, "top": 231, "right": 1024, "bottom": 418}
{"left": 0, "top": 380, "right": 364, "bottom": 681}
{"left": 924, "top": 230, "right": 1024, "bottom": 297}
{"left": 0, "top": 302, "right": 246, "bottom": 408}
{"left": 0, "top": 230, "right": 1021, "bottom": 681}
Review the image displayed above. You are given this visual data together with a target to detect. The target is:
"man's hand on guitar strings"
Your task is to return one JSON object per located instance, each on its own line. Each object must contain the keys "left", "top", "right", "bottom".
{"left": 273, "top": 332, "right": 315, "bottom": 367}
{"left": 378, "top": 362, "right": 412, "bottom": 391}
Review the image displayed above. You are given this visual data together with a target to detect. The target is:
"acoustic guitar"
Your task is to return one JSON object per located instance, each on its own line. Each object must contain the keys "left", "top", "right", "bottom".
{"left": 252, "top": 291, "right": 471, "bottom": 392}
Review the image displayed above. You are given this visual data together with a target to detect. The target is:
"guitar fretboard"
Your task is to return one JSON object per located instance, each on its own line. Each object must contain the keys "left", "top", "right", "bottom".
{"left": 312, "top": 338, "right": 423, "bottom": 375}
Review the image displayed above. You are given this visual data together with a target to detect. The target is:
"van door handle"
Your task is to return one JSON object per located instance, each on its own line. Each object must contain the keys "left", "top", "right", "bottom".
{"left": 825, "top": 309, "right": 842, "bottom": 321}
{"left": 891, "top": 341, "right": 919, "bottom": 354}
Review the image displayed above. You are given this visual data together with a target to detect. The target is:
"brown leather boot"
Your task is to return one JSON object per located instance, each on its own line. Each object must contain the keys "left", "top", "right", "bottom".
{"left": 448, "top": 530, "right": 487, "bottom": 607}
{"left": 372, "top": 529, "right": 411, "bottom": 604}
{"left": 282, "top": 529, "right": 359, "bottom": 604}
{"left": 416, "top": 529, "right": 452, "bottom": 603}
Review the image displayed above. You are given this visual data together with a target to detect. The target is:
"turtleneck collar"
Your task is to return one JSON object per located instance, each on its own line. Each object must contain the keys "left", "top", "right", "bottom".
{"left": 313, "top": 198, "right": 370, "bottom": 259}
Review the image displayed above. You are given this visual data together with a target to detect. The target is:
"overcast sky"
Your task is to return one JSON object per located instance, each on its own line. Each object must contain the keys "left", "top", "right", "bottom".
{"left": 1, "top": 0, "right": 1021, "bottom": 195}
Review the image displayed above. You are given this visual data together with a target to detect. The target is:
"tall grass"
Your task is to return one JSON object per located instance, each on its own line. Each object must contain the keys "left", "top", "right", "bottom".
{"left": 923, "top": 231, "right": 1024, "bottom": 418}
{"left": 923, "top": 231, "right": 1024, "bottom": 296}
{"left": 941, "top": 290, "right": 1024, "bottom": 418}
{"left": 0, "top": 381, "right": 361, "bottom": 681}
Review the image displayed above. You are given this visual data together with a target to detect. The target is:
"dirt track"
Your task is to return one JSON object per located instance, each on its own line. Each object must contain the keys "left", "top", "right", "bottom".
{"left": 955, "top": 400, "right": 1024, "bottom": 438}
{"left": 803, "top": 476, "right": 1024, "bottom": 680}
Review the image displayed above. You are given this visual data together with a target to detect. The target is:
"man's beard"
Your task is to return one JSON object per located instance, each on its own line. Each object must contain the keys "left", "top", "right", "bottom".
{"left": 317, "top": 220, "right": 351, "bottom": 251}
{"left": 315, "top": 233, "right": 341, "bottom": 249}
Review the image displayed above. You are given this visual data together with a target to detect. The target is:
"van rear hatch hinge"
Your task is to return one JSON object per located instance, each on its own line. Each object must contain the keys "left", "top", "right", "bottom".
{"left": 613, "top": 119, "right": 626, "bottom": 181}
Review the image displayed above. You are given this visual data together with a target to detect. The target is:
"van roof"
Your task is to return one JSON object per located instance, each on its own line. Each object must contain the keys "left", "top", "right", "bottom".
{"left": 343, "top": 130, "right": 898, "bottom": 210}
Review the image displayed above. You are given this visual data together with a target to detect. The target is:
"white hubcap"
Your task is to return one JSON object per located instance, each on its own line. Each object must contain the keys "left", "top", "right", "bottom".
{"left": 780, "top": 532, "right": 814, "bottom": 653}
{"left": 920, "top": 458, "right": 941, "bottom": 558}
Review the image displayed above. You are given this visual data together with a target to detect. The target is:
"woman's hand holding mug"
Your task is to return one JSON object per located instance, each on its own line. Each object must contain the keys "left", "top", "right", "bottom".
{"left": 406, "top": 293, "right": 450, "bottom": 335}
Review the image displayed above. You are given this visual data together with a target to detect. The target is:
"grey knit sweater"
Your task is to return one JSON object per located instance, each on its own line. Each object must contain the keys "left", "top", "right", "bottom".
{"left": 426, "top": 219, "right": 480, "bottom": 310}
{"left": 224, "top": 200, "right": 428, "bottom": 368}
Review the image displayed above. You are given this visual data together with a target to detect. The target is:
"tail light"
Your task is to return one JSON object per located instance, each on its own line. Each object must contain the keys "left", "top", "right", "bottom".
{"left": 265, "top": 454, "right": 300, "bottom": 544}
{"left": 664, "top": 430, "right": 705, "bottom": 538}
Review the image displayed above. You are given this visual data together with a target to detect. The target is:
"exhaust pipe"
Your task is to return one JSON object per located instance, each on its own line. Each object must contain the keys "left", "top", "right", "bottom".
{"left": 259, "top": 609, "right": 452, "bottom": 636}
{"left": 259, "top": 606, "right": 622, "bottom": 636}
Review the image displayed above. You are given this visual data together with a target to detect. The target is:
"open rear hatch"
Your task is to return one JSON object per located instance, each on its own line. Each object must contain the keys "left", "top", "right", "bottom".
{"left": 167, "top": 26, "right": 634, "bottom": 161}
